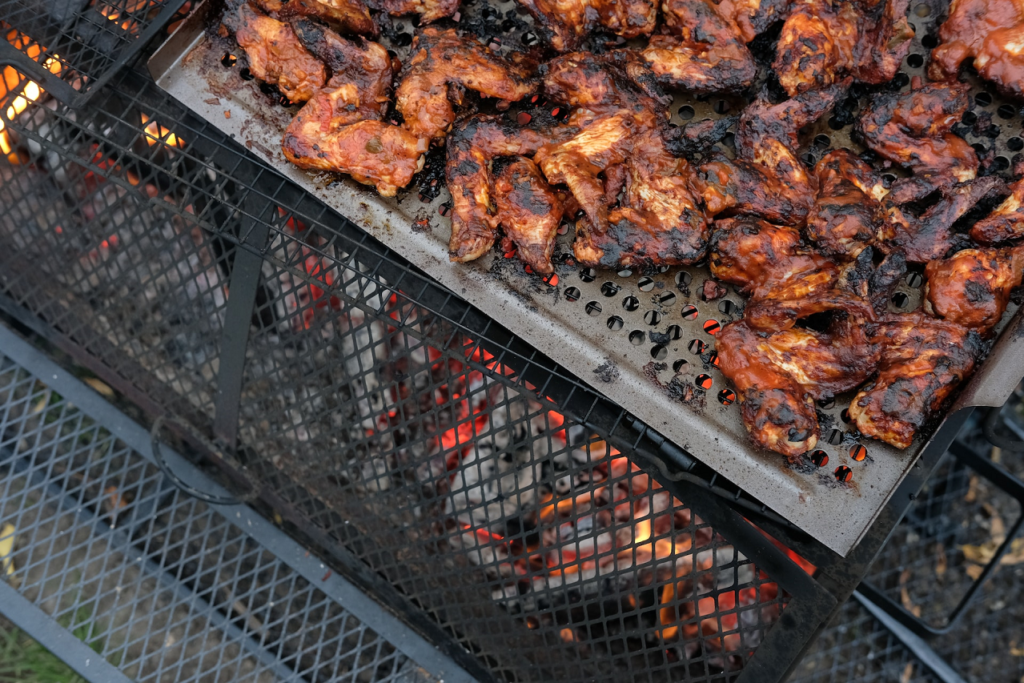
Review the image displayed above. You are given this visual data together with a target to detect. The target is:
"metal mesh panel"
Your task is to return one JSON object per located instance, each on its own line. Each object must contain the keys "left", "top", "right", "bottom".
{"left": 0, "top": 348, "right": 435, "bottom": 683}
{"left": 0, "top": 64, "right": 814, "bottom": 683}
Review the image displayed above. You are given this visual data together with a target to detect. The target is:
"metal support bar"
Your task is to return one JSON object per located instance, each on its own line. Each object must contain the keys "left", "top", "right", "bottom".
{"left": 213, "top": 197, "right": 273, "bottom": 449}
{"left": 854, "top": 590, "right": 968, "bottom": 683}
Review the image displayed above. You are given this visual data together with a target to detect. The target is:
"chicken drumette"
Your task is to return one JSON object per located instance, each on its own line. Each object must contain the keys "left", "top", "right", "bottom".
{"left": 923, "top": 246, "right": 1024, "bottom": 335}
{"left": 806, "top": 149, "right": 887, "bottom": 259}
{"left": 381, "top": 0, "right": 459, "bottom": 23}
{"left": 849, "top": 313, "right": 984, "bottom": 449}
{"left": 971, "top": 178, "right": 1024, "bottom": 244}
{"left": 773, "top": 0, "right": 913, "bottom": 97}
{"left": 223, "top": 3, "right": 326, "bottom": 102}
{"left": 695, "top": 82, "right": 846, "bottom": 226}
{"left": 396, "top": 28, "right": 537, "bottom": 143}
{"left": 641, "top": 0, "right": 757, "bottom": 93}
{"left": 929, "top": 0, "right": 1024, "bottom": 99}
{"left": 281, "top": 21, "right": 427, "bottom": 196}
{"left": 516, "top": 0, "right": 656, "bottom": 53}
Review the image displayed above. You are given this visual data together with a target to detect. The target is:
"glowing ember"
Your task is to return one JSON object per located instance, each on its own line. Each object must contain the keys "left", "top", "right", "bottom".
{"left": 141, "top": 113, "right": 185, "bottom": 148}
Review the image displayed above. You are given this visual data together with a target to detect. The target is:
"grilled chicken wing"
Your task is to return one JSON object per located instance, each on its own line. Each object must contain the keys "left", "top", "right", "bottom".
{"left": 695, "top": 82, "right": 846, "bottom": 225}
{"left": 878, "top": 176, "right": 1005, "bottom": 263}
{"left": 929, "top": 0, "right": 1024, "bottom": 99}
{"left": 640, "top": 0, "right": 756, "bottom": 93}
{"left": 254, "top": 0, "right": 376, "bottom": 36}
{"left": 573, "top": 129, "right": 708, "bottom": 268}
{"left": 281, "top": 22, "right": 426, "bottom": 195}
{"left": 849, "top": 313, "right": 984, "bottom": 449}
{"left": 445, "top": 115, "right": 563, "bottom": 263}
{"left": 923, "top": 246, "right": 1024, "bottom": 335}
{"left": 773, "top": 0, "right": 912, "bottom": 97}
{"left": 858, "top": 83, "right": 979, "bottom": 186}
{"left": 717, "top": 316, "right": 879, "bottom": 459}
{"left": 494, "top": 157, "right": 565, "bottom": 274}
{"left": 396, "top": 28, "right": 537, "bottom": 143}
{"left": 381, "top": 0, "right": 459, "bottom": 22}
{"left": 806, "top": 149, "right": 886, "bottom": 259}
{"left": 224, "top": 3, "right": 326, "bottom": 102}
{"left": 970, "top": 178, "right": 1024, "bottom": 244}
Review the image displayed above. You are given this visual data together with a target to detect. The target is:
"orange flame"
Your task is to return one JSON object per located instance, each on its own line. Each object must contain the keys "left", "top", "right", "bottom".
{"left": 141, "top": 113, "right": 185, "bottom": 148}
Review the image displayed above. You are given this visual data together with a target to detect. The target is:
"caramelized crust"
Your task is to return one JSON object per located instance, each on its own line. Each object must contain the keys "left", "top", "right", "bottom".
{"left": 224, "top": 3, "right": 326, "bottom": 102}
{"left": 970, "top": 178, "right": 1024, "bottom": 244}
{"left": 396, "top": 28, "right": 537, "bottom": 143}
{"left": 381, "top": 0, "right": 460, "bottom": 22}
{"left": 849, "top": 313, "right": 984, "bottom": 449}
{"left": 716, "top": 0, "right": 791, "bottom": 43}
{"left": 806, "top": 149, "right": 886, "bottom": 259}
{"left": 494, "top": 157, "right": 565, "bottom": 274}
{"left": 923, "top": 246, "right": 1024, "bottom": 335}
{"left": 929, "top": 0, "right": 1024, "bottom": 98}
{"left": 516, "top": 0, "right": 656, "bottom": 52}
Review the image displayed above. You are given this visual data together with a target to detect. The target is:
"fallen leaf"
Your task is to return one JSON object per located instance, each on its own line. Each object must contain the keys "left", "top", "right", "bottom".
{"left": 105, "top": 486, "right": 128, "bottom": 512}
{"left": 901, "top": 662, "right": 914, "bottom": 683}
{"left": 992, "top": 446, "right": 1002, "bottom": 464}
{"left": 899, "top": 569, "right": 922, "bottom": 617}
{"left": 935, "top": 544, "right": 947, "bottom": 578}
{"left": 30, "top": 391, "right": 49, "bottom": 414}
{"left": 85, "top": 377, "right": 114, "bottom": 398}
{"left": 966, "top": 563, "right": 984, "bottom": 580}
{"left": 1010, "top": 640, "right": 1024, "bottom": 657}
{"left": 961, "top": 544, "right": 997, "bottom": 565}
{"left": 983, "top": 503, "right": 1007, "bottom": 544}
{"left": 0, "top": 523, "right": 16, "bottom": 579}
{"left": 1001, "top": 538, "right": 1024, "bottom": 566}
{"left": 964, "top": 474, "right": 979, "bottom": 503}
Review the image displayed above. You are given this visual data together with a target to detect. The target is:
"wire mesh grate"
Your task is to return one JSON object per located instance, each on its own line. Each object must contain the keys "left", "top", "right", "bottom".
{"left": 0, "top": 348, "right": 437, "bottom": 683}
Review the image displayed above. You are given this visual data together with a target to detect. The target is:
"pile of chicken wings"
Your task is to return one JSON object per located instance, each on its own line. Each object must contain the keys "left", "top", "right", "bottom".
{"left": 223, "top": 0, "right": 1024, "bottom": 459}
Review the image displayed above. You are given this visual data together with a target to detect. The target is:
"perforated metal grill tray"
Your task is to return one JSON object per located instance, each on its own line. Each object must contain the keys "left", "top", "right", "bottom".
{"left": 149, "top": 0, "right": 1024, "bottom": 556}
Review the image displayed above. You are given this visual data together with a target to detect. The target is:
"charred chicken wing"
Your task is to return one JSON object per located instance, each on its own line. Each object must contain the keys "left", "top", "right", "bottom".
{"left": 806, "top": 149, "right": 887, "bottom": 259}
{"left": 494, "top": 157, "right": 565, "bottom": 274}
{"left": 223, "top": 3, "right": 326, "bottom": 102}
{"left": 970, "top": 178, "right": 1024, "bottom": 244}
{"left": 857, "top": 83, "right": 979, "bottom": 186}
{"left": 923, "top": 246, "right": 1024, "bottom": 335}
{"left": 254, "top": 0, "right": 376, "bottom": 36}
{"left": 773, "top": 0, "right": 912, "bottom": 97}
{"left": 381, "top": 0, "right": 459, "bottom": 23}
{"left": 396, "top": 28, "right": 537, "bottom": 143}
{"left": 695, "top": 82, "right": 846, "bottom": 225}
{"left": 716, "top": 0, "right": 791, "bottom": 43}
{"left": 849, "top": 313, "right": 984, "bottom": 449}
{"left": 641, "top": 0, "right": 756, "bottom": 93}
{"left": 516, "top": 0, "right": 655, "bottom": 53}
{"left": 929, "top": 0, "right": 1024, "bottom": 98}
{"left": 281, "top": 22, "right": 426, "bottom": 195}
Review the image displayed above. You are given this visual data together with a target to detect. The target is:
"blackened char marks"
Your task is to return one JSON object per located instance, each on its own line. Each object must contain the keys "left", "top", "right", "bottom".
{"left": 642, "top": 361, "right": 707, "bottom": 411}
{"left": 594, "top": 359, "right": 620, "bottom": 383}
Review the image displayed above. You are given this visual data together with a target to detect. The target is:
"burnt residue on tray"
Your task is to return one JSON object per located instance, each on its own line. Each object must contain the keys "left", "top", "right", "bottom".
{"left": 642, "top": 361, "right": 706, "bottom": 411}
{"left": 593, "top": 359, "right": 619, "bottom": 383}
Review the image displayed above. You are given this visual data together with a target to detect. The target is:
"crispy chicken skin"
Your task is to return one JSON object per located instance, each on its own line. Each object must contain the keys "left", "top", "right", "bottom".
{"left": 281, "top": 22, "right": 426, "bottom": 195}
{"left": 223, "top": 3, "right": 326, "bottom": 102}
{"left": 971, "top": 178, "right": 1024, "bottom": 244}
{"left": 573, "top": 129, "right": 709, "bottom": 268}
{"left": 641, "top": 0, "right": 756, "bottom": 93}
{"left": 929, "top": 0, "right": 1024, "bottom": 98}
{"left": 806, "top": 149, "right": 887, "bottom": 259}
{"left": 445, "top": 115, "right": 562, "bottom": 263}
{"left": 381, "top": 0, "right": 459, "bottom": 23}
{"left": 254, "top": 0, "right": 376, "bottom": 36}
{"left": 494, "top": 158, "right": 565, "bottom": 274}
{"left": 717, "top": 316, "right": 879, "bottom": 459}
{"left": 878, "top": 176, "right": 1005, "bottom": 263}
{"left": 773, "top": 0, "right": 912, "bottom": 97}
{"left": 857, "top": 83, "right": 979, "bottom": 185}
{"left": 695, "top": 82, "right": 846, "bottom": 225}
{"left": 849, "top": 313, "right": 984, "bottom": 449}
{"left": 396, "top": 28, "right": 537, "bottom": 143}
{"left": 923, "top": 246, "right": 1024, "bottom": 335}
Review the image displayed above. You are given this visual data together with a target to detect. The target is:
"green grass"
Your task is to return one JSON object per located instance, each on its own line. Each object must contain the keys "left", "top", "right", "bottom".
{"left": 0, "top": 605, "right": 110, "bottom": 683}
